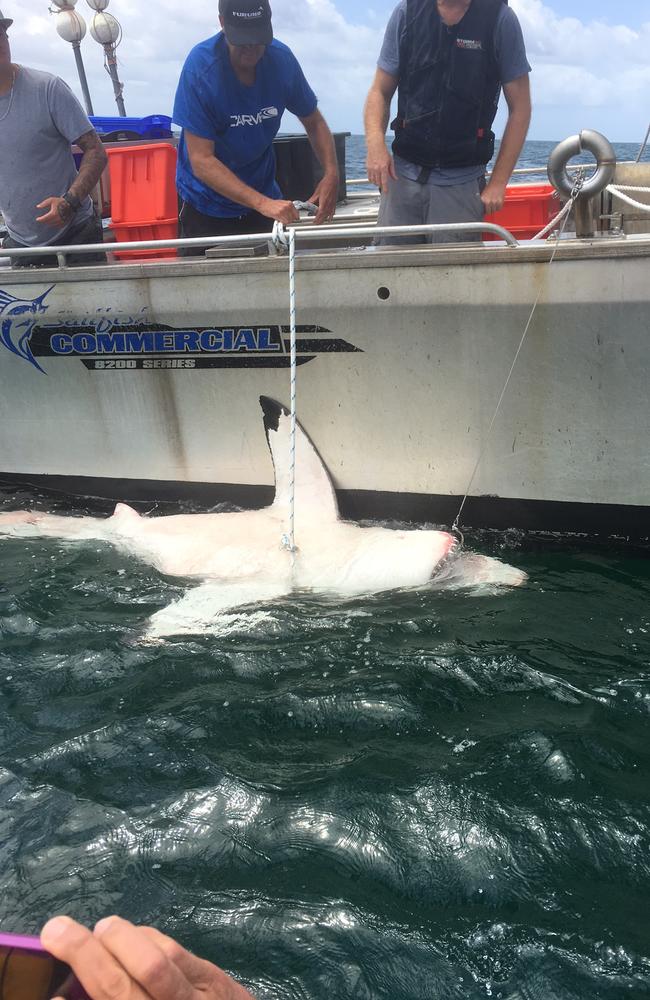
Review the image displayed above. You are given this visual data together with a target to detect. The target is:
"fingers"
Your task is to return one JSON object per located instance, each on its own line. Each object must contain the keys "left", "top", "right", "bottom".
{"left": 140, "top": 926, "right": 256, "bottom": 1000}
{"left": 41, "top": 916, "right": 147, "bottom": 1000}
{"left": 367, "top": 160, "right": 394, "bottom": 191}
{"left": 481, "top": 183, "right": 506, "bottom": 215}
{"left": 94, "top": 917, "right": 194, "bottom": 1000}
{"left": 36, "top": 197, "right": 57, "bottom": 224}
{"left": 140, "top": 927, "right": 215, "bottom": 987}
{"left": 313, "top": 201, "right": 336, "bottom": 225}
{"left": 276, "top": 200, "right": 299, "bottom": 225}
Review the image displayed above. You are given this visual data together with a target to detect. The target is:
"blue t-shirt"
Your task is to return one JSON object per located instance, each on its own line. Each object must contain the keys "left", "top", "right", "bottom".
{"left": 377, "top": 2, "right": 531, "bottom": 186}
{"left": 173, "top": 34, "right": 318, "bottom": 218}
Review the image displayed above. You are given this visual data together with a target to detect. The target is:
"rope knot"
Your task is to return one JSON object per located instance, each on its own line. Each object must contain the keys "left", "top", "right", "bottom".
{"left": 272, "top": 221, "right": 289, "bottom": 254}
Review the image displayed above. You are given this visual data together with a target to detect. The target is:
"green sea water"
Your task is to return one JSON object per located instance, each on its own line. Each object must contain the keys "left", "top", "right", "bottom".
{"left": 0, "top": 489, "right": 648, "bottom": 999}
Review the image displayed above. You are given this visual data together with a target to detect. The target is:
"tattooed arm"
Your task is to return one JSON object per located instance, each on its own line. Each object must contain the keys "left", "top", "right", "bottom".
{"left": 36, "top": 129, "right": 108, "bottom": 226}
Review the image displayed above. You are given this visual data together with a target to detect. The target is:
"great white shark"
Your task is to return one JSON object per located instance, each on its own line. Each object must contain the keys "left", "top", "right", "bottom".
{"left": 0, "top": 398, "right": 526, "bottom": 638}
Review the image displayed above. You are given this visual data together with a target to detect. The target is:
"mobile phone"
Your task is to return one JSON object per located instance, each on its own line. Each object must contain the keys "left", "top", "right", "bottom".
{"left": 0, "top": 933, "right": 90, "bottom": 1000}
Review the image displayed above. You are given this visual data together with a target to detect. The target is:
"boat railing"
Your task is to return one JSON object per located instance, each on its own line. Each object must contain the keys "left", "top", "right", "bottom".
{"left": 1, "top": 220, "right": 520, "bottom": 269}
{"left": 346, "top": 160, "right": 645, "bottom": 187}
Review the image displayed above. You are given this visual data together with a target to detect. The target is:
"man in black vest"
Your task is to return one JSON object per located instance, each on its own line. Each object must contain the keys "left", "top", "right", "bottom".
{"left": 364, "top": 0, "right": 531, "bottom": 243}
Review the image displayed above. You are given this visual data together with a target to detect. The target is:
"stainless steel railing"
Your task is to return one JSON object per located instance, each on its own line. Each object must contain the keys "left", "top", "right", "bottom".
{"left": 0, "top": 220, "right": 520, "bottom": 269}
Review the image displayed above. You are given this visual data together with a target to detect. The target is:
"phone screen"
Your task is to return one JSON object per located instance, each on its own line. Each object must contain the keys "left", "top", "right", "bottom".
{"left": 0, "top": 936, "right": 89, "bottom": 1000}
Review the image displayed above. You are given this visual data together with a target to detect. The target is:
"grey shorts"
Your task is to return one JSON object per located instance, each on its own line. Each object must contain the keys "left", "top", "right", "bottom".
{"left": 375, "top": 174, "right": 486, "bottom": 245}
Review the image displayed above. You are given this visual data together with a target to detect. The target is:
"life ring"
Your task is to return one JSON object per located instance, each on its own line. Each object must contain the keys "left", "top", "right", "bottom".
{"left": 547, "top": 129, "right": 617, "bottom": 199}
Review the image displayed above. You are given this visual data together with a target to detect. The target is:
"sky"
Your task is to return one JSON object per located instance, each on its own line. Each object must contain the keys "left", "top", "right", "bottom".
{"left": 4, "top": 0, "right": 650, "bottom": 143}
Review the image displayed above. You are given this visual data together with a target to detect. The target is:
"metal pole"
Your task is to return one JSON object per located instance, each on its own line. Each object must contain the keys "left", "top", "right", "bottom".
{"left": 72, "top": 40, "right": 94, "bottom": 116}
{"left": 104, "top": 43, "right": 126, "bottom": 116}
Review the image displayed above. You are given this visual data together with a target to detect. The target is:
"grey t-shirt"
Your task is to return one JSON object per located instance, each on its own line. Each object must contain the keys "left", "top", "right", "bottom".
{"left": 377, "top": 2, "right": 531, "bottom": 186}
{"left": 0, "top": 66, "right": 94, "bottom": 246}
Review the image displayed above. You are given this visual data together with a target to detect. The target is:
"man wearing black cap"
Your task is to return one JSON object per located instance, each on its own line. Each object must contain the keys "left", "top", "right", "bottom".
{"left": 0, "top": 8, "right": 108, "bottom": 267}
{"left": 173, "top": 0, "right": 339, "bottom": 252}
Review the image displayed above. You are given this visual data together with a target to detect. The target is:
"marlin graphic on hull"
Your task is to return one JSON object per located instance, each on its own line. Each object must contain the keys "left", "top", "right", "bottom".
{"left": 0, "top": 286, "right": 54, "bottom": 373}
{"left": 0, "top": 398, "right": 527, "bottom": 638}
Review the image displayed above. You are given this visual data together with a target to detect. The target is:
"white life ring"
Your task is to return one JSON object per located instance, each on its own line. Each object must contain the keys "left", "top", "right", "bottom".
{"left": 547, "top": 129, "right": 617, "bottom": 200}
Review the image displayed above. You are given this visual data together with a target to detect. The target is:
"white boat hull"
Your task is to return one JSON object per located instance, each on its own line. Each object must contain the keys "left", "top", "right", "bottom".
{"left": 0, "top": 238, "right": 648, "bottom": 539}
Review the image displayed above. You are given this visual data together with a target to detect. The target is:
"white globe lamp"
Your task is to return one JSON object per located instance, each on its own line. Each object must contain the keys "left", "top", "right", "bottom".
{"left": 90, "top": 11, "right": 120, "bottom": 45}
{"left": 55, "top": 9, "right": 87, "bottom": 43}
{"left": 50, "top": 3, "right": 94, "bottom": 115}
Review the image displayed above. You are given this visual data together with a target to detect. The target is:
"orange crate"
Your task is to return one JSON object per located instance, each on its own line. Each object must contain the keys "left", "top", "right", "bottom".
{"left": 106, "top": 142, "right": 177, "bottom": 223}
{"left": 484, "top": 182, "right": 557, "bottom": 240}
{"left": 111, "top": 219, "right": 178, "bottom": 261}
{"left": 106, "top": 143, "right": 178, "bottom": 259}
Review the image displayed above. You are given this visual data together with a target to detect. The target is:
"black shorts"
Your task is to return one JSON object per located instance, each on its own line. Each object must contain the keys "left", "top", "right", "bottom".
{"left": 3, "top": 213, "right": 106, "bottom": 268}
{"left": 178, "top": 199, "right": 274, "bottom": 257}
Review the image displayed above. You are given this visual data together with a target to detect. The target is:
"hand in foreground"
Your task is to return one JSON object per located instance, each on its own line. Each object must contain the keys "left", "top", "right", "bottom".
{"left": 260, "top": 197, "right": 300, "bottom": 226}
{"left": 41, "top": 915, "right": 257, "bottom": 1000}
{"left": 308, "top": 171, "right": 339, "bottom": 225}
{"left": 366, "top": 143, "right": 397, "bottom": 191}
{"left": 36, "top": 197, "right": 73, "bottom": 227}
{"left": 480, "top": 179, "right": 507, "bottom": 216}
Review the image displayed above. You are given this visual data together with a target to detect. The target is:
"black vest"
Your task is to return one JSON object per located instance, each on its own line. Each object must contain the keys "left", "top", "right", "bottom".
{"left": 392, "top": 0, "right": 506, "bottom": 169}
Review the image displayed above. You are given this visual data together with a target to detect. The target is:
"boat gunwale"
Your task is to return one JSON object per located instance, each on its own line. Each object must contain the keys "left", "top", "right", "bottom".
{"left": 2, "top": 234, "right": 650, "bottom": 286}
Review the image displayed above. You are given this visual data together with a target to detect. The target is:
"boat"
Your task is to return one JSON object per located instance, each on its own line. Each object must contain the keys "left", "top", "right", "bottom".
{"left": 1, "top": 130, "right": 649, "bottom": 543}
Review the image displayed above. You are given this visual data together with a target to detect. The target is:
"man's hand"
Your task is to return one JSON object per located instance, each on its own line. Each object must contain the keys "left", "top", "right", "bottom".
{"left": 481, "top": 179, "right": 507, "bottom": 216}
{"left": 259, "top": 197, "right": 300, "bottom": 225}
{"left": 308, "top": 171, "right": 339, "bottom": 225}
{"left": 366, "top": 142, "right": 398, "bottom": 191}
{"left": 41, "top": 915, "right": 256, "bottom": 1000}
{"left": 36, "top": 196, "right": 73, "bottom": 227}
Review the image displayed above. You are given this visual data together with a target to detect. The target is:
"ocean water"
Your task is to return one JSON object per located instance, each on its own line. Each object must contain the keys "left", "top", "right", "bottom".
{"left": 0, "top": 137, "right": 649, "bottom": 999}
{"left": 344, "top": 136, "right": 650, "bottom": 185}
{"left": 0, "top": 486, "right": 648, "bottom": 1000}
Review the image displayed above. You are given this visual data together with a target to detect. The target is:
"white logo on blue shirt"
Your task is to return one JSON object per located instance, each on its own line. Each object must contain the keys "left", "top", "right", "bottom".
{"left": 229, "top": 106, "right": 279, "bottom": 127}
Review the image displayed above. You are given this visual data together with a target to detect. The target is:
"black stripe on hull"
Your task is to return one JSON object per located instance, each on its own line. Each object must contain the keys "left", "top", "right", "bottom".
{"left": 0, "top": 472, "right": 647, "bottom": 547}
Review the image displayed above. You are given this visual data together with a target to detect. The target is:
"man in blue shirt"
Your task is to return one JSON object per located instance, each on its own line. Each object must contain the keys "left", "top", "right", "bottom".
{"left": 364, "top": 0, "right": 531, "bottom": 244}
{"left": 173, "top": 0, "right": 339, "bottom": 254}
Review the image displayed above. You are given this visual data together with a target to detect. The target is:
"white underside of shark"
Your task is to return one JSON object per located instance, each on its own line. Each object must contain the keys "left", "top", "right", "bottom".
{"left": 0, "top": 398, "right": 526, "bottom": 638}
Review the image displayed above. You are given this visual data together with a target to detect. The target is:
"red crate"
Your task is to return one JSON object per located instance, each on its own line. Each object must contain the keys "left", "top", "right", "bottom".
{"left": 484, "top": 183, "right": 558, "bottom": 241}
{"left": 107, "top": 143, "right": 178, "bottom": 259}
{"left": 111, "top": 219, "right": 178, "bottom": 260}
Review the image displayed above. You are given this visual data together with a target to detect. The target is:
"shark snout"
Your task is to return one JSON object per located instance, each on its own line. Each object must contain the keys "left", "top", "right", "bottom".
{"left": 433, "top": 531, "right": 458, "bottom": 572}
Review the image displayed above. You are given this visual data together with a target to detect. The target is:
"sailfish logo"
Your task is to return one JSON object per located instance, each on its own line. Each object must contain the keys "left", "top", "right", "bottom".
{"left": 0, "top": 286, "right": 54, "bottom": 374}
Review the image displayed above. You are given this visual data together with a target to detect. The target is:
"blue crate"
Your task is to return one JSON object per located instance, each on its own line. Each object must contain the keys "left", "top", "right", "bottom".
{"left": 89, "top": 114, "right": 173, "bottom": 139}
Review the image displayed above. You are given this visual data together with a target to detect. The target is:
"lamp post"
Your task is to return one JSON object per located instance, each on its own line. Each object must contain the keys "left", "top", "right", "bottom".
{"left": 86, "top": 0, "right": 126, "bottom": 117}
{"left": 50, "top": 0, "right": 95, "bottom": 116}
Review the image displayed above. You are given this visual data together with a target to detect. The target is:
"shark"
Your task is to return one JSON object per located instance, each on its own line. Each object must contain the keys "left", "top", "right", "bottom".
{"left": 0, "top": 397, "right": 526, "bottom": 638}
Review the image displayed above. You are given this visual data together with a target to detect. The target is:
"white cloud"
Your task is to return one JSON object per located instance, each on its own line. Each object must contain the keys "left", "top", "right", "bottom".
{"left": 4, "top": 0, "right": 650, "bottom": 140}
{"left": 509, "top": 0, "right": 650, "bottom": 138}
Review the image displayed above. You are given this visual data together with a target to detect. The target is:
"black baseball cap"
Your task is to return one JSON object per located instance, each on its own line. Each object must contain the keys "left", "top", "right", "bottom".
{"left": 219, "top": 0, "right": 273, "bottom": 46}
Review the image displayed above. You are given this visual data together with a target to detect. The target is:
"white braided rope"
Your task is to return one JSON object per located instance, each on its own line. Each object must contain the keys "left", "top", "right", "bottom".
{"left": 606, "top": 185, "right": 650, "bottom": 213}
{"left": 531, "top": 198, "right": 573, "bottom": 241}
{"left": 284, "top": 227, "right": 298, "bottom": 565}
{"left": 272, "top": 220, "right": 289, "bottom": 252}
{"left": 453, "top": 182, "right": 581, "bottom": 533}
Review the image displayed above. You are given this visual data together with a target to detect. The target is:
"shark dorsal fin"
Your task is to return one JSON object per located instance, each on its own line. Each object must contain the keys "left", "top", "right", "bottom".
{"left": 260, "top": 397, "right": 340, "bottom": 523}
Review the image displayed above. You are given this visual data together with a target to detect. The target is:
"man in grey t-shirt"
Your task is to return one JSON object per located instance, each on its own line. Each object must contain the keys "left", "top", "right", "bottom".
{"left": 364, "top": 0, "right": 531, "bottom": 244}
{"left": 0, "top": 9, "right": 108, "bottom": 266}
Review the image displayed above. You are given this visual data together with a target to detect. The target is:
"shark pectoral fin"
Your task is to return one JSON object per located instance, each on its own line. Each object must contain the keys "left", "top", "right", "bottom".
{"left": 144, "top": 579, "right": 291, "bottom": 639}
{"left": 260, "top": 396, "right": 340, "bottom": 524}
